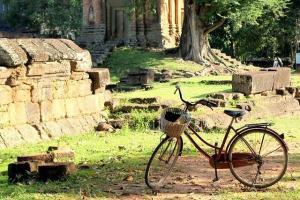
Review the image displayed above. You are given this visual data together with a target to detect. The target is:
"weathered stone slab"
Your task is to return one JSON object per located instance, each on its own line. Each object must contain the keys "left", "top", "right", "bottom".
{"left": 52, "top": 99, "right": 67, "bottom": 120}
{"left": 38, "top": 162, "right": 77, "bottom": 181}
{"left": 0, "top": 127, "right": 24, "bottom": 147}
{"left": 0, "top": 67, "right": 13, "bottom": 84}
{"left": 27, "top": 61, "right": 71, "bottom": 77}
{"left": 15, "top": 124, "right": 41, "bottom": 143}
{"left": 17, "top": 154, "right": 52, "bottom": 162}
{"left": 70, "top": 51, "right": 92, "bottom": 72}
{"left": 43, "top": 39, "right": 77, "bottom": 60}
{"left": 261, "top": 67, "right": 291, "bottom": 89}
{"left": 67, "top": 79, "right": 92, "bottom": 98}
{"left": 0, "top": 39, "right": 28, "bottom": 67}
{"left": 8, "top": 161, "right": 40, "bottom": 183}
{"left": 17, "top": 39, "right": 50, "bottom": 62}
{"left": 87, "top": 68, "right": 110, "bottom": 93}
{"left": 25, "top": 102, "right": 40, "bottom": 124}
{"left": 78, "top": 94, "right": 104, "bottom": 115}
{"left": 9, "top": 102, "right": 27, "bottom": 124}
{"left": 232, "top": 68, "right": 291, "bottom": 95}
{"left": 65, "top": 98, "right": 81, "bottom": 117}
{"left": 0, "top": 85, "right": 13, "bottom": 105}
{"left": 31, "top": 80, "right": 53, "bottom": 103}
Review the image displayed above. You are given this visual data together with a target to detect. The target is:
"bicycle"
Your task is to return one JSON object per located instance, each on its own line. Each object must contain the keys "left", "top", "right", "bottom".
{"left": 145, "top": 85, "right": 288, "bottom": 189}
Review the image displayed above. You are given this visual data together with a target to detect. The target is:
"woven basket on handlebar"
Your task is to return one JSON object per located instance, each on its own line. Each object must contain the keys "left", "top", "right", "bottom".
{"left": 160, "top": 108, "right": 191, "bottom": 138}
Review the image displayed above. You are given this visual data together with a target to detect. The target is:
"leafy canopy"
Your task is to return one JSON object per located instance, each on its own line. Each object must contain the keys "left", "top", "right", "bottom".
{"left": 0, "top": 0, "right": 82, "bottom": 37}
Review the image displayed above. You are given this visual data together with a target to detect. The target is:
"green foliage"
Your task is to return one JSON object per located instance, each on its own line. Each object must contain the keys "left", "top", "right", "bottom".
{"left": 210, "top": 0, "right": 300, "bottom": 60}
{"left": 0, "top": 0, "right": 82, "bottom": 37}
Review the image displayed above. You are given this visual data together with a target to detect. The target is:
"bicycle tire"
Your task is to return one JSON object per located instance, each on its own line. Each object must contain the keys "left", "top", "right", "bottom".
{"left": 228, "top": 129, "right": 288, "bottom": 188}
{"left": 145, "top": 136, "right": 183, "bottom": 189}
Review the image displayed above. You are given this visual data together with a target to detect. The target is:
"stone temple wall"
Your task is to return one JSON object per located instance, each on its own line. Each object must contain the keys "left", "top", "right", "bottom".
{"left": 0, "top": 38, "right": 110, "bottom": 148}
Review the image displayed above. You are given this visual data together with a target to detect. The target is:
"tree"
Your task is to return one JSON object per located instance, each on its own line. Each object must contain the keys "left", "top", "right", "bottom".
{"left": 0, "top": 0, "right": 82, "bottom": 38}
{"left": 210, "top": 0, "right": 300, "bottom": 65}
{"left": 179, "top": 0, "right": 289, "bottom": 66}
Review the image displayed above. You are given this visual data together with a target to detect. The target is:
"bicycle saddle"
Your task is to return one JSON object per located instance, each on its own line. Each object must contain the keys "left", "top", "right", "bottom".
{"left": 224, "top": 110, "right": 246, "bottom": 118}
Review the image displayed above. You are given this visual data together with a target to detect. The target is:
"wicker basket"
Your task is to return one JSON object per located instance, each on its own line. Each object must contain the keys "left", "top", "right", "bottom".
{"left": 160, "top": 108, "right": 191, "bottom": 138}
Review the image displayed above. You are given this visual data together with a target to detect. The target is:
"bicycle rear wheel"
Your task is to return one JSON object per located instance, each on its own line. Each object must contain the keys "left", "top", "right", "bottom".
{"left": 145, "top": 136, "right": 182, "bottom": 189}
{"left": 228, "top": 129, "right": 288, "bottom": 188}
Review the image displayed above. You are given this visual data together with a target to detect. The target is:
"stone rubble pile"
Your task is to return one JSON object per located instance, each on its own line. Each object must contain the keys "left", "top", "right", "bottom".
{"left": 0, "top": 38, "right": 110, "bottom": 148}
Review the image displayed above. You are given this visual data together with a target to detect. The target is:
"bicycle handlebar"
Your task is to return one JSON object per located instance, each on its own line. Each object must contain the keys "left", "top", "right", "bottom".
{"left": 174, "top": 84, "right": 217, "bottom": 109}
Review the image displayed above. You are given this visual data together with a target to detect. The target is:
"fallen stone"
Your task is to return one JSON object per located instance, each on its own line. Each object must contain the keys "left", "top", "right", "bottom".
{"left": 117, "top": 104, "right": 149, "bottom": 113}
{"left": 38, "top": 162, "right": 77, "bottom": 181}
{"left": 0, "top": 38, "right": 28, "bottom": 67}
{"left": 8, "top": 161, "right": 40, "bottom": 183}
{"left": 104, "top": 98, "right": 120, "bottom": 111}
{"left": 129, "top": 97, "right": 159, "bottom": 104}
{"left": 233, "top": 68, "right": 291, "bottom": 95}
{"left": 96, "top": 122, "right": 114, "bottom": 132}
{"left": 17, "top": 154, "right": 53, "bottom": 163}
{"left": 87, "top": 68, "right": 110, "bottom": 94}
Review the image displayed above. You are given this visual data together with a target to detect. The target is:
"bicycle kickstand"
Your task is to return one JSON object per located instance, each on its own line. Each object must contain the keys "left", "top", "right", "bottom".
{"left": 213, "top": 142, "right": 219, "bottom": 182}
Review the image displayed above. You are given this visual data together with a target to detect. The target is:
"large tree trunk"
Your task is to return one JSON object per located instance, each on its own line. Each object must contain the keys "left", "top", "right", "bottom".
{"left": 179, "top": 1, "right": 225, "bottom": 66}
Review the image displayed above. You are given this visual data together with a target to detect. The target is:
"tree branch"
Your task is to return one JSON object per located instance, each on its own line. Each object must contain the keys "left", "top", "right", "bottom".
{"left": 204, "top": 18, "right": 226, "bottom": 35}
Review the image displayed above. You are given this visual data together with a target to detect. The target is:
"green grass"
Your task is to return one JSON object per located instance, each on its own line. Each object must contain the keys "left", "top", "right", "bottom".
{"left": 102, "top": 47, "right": 204, "bottom": 82}
{"left": 115, "top": 76, "right": 232, "bottom": 102}
{"left": 0, "top": 114, "right": 299, "bottom": 199}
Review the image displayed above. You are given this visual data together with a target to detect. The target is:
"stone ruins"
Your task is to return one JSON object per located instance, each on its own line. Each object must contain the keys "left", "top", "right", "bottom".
{"left": 77, "top": 0, "right": 184, "bottom": 64}
{"left": 0, "top": 38, "right": 110, "bottom": 148}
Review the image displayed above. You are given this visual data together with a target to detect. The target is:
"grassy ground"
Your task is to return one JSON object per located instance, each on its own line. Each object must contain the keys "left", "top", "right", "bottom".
{"left": 0, "top": 115, "right": 299, "bottom": 200}
{"left": 102, "top": 47, "right": 203, "bottom": 82}
{"left": 1, "top": 48, "right": 300, "bottom": 199}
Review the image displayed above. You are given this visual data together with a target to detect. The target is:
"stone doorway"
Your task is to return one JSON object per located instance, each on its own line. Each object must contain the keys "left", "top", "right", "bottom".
{"left": 111, "top": 8, "right": 129, "bottom": 40}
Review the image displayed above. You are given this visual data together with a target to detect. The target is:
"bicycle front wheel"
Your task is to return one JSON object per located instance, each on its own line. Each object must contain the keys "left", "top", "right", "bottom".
{"left": 145, "top": 136, "right": 182, "bottom": 189}
{"left": 228, "top": 129, "right": 288, "bottom": 188}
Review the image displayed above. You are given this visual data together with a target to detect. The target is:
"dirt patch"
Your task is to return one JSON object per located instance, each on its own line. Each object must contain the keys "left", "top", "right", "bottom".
{"left": 105, "top": 154, "right": 299, "bottom": 200}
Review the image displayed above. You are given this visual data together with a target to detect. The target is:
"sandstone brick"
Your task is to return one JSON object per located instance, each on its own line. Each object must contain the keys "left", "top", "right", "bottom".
{"left": 0, "top": 38, "right": 28, "bottom": 67}
{"left": 43, "top": 39, "right": 76, "bottom": 60}
{"left": 52, "top": 81, "right": 68, "bottom": 99}
{"left": 13, "top": 88, "right": 31, "bottom": 102}
{"left": 60, "top": 39, "right": 84, "bottom": 52}
{"left": 70, "top": 72, "right": 89, "bottom": 80}
{"left": 78, "top": 94, "right": 104, "bottom": 115}
{"left": 0, "top": 127, "right": 24, "bottom": 147}
{"left": 17, "top": 39, "right": 50, "bottom": 62}
{"left": 52, "top": 99, "right": 66, "bottom": 120}
{"left": 0, "top": 85, "right": 13, "bottom": 105}
{"left": 8, "top": 161, "right": 40, "bottom": 183}
{"left": 38, "top": 162, "right": 77, "bottom": 181}
{"left": 40, "top": 101, "right": 53, "bottom": 122}
{"left": 87, "top": 68, "right": 110, "bottom": 93}
{"left": 9, "top": 102, "right": 27, "bottom": 125}
{"left": 70, "top": 50, "right": 92, "bottom": 72}
{"left": 67, "top": 79, "right": 92, "bottom": 98}
{"left": 0, "top": 67, "right": 13, "bottom": 81}
{"left": 31, "top": 81, "right": 53, "bottom": 103}
{"left": 56, "top": 119, "right": 77, "bottom": 136}
{"left": 27, "top": 61, "right": 71, "bottom": 77}
{"left": 0, "top": 111, "right": 10, "bottom": 126}
{"left": 66, "top": 117, "right": 85, "bottom": 134}
{"left": 33, "top": 124, "right": 51, "bottom": 141}
{"left": 15, "top": 124, "right": 41, "bottom": 143}
{"left": 65, "top": 98, "right": 81, "bottom": 117}
{"left": 25, "top": 102, "right": 40, "bottom": 124}
{"left": 233, "top": 68, "right": 291, "bottom": 95}
{"left": 38, "top": 121, "right": 64, "bottom": 139}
